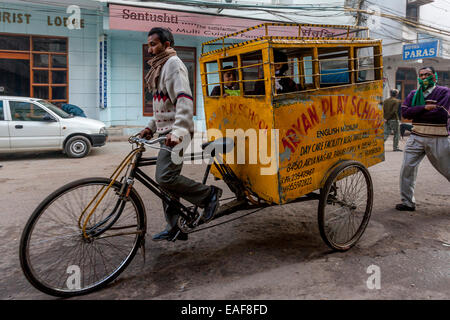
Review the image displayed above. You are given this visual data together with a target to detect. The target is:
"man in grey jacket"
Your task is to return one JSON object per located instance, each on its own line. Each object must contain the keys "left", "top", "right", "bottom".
{"left": 139, "top": 27, "right": 222, "bottom": 241}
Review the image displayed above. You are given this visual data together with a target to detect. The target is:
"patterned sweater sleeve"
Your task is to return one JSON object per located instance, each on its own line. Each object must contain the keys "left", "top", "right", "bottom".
{"left": 164, "top": 58, "right": 194, "bottom": 140}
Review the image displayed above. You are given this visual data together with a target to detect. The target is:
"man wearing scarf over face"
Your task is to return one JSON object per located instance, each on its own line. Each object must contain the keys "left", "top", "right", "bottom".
{"left": 139, "top": 28, "right": 222, "bottom": 241}
{"left": 396, "top": 66, "right": 450, "bottom": 211}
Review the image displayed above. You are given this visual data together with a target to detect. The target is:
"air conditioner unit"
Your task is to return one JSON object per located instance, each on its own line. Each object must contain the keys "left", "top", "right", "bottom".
{"left": 272, "top": 0, "right": 294, "bottom": 4}
{"left": 407, "top": 0, "right": 434, "bottom": 6}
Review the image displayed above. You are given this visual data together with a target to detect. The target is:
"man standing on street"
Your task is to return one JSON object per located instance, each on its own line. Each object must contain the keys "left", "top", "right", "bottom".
{"left": 396, "top": 66, "right": 450, "bottom": 211}
{"left": 383, "top": 89, "right": 402, "bottom": 151}
{"left": 139, "top": 27, "right": 222, "bottom": 241}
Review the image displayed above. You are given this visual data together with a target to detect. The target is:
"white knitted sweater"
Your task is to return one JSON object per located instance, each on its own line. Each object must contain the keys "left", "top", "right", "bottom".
{"left": 146, "top": 56, "right": 194, "bottom": 139}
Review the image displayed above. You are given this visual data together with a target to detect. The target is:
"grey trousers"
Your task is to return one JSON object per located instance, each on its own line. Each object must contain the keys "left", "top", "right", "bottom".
{"left": 400, "top": 134, "right": 450, "bottom": 207}
{"left": 155, "top": 140, "right": 212, "bottom": 231}
{"left": 384, "top": 120, "right": 400, "bottom": 150}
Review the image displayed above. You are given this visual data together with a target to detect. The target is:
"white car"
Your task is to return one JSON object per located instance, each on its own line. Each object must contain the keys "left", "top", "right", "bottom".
{"left": 0, "top": 96, "right": 107, "bottom": 158}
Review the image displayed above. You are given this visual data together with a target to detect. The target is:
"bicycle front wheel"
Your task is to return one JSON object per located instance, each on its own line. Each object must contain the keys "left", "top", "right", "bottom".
{"left": 19, "top": 177, "right": 146, "bottom": 297}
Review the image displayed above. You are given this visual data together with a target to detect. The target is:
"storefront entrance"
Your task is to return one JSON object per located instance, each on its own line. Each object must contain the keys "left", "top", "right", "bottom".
{"left": 0, "top": 53, "right": 30, "bottom": 96}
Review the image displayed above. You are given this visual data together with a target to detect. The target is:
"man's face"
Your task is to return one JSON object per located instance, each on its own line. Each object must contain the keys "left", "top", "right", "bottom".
{"left": 147, "top": 34, "right": 168, "bottom": 56}
{"left": 418, "top": 68, "right": 435, "bottom": 81}
{"left": 223, "top": 71, "right": 236, "bottom": 87}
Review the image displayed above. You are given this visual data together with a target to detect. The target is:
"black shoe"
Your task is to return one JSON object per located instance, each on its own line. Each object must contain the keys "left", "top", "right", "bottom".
{"left": 202, "top": 186, "right": 223, "bottom": 222}
{"left": 393, "top": 149, "right": 403, "bottom": 152}
{"left": 395, "top": 203, "right": 415, "bottom": 211}
{"left": 152, "top": 229, "right": 188, "bottom": 241}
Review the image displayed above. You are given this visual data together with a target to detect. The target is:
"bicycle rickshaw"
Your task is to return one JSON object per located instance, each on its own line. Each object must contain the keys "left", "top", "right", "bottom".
{"left": 20, "top": 23, "right": 384, "bottom": 297}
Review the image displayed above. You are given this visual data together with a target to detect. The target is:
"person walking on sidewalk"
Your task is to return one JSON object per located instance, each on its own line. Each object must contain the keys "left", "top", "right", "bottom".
{"left": 396, "top": 66, "right": 450, "bottom": 212}
{"left": 383, "top": 89, "right": 402, "bottom": 151}
{"left": 139, "top": 27, "right": 222, "bottom": 241}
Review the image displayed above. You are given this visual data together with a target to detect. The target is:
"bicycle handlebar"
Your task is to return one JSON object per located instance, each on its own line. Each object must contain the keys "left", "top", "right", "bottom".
{"left": 128, "top": 136, "right": 166, "bottom": 146}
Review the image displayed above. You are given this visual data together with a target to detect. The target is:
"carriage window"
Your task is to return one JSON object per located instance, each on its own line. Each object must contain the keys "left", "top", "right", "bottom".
{"left": 356, "top": 47, "right": 375, "bottom": 82}
{"left": 206, "top": 61, "right": 220, "bottom": 97}
{"left": 0, "top": 101, "right": 3, "bottom": 120}
{"left": 219, "top": 56, "right": 239, "bottom": 96}
{"left": 241, "top": 50, "right": 265, "bottom": 96}
{"left": 318, "top": 48, "right": 350, "bottom": 86}
{"left": 303, "top": 55, "right": 314, "bottom": 85}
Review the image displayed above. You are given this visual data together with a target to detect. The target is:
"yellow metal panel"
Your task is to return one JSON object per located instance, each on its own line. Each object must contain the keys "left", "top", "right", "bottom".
{"left": 275, "top": 81, "right": 384, "bottom": 204}
{"left": 204, "top": 95, "right": 280, "bottom": 203}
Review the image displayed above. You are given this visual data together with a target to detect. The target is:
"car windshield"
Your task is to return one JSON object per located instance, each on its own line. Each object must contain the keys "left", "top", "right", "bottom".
{"left": 37, "top": 100, "right": 72, "bottom": 118}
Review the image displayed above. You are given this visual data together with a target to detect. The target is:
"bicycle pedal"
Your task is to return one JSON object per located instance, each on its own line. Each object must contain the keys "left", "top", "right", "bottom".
{"left": 140, "top": 239, "right": 146, "bottom": 265}
{"left": 192, "top": 212, "right": 204, "bottom": 227}
{"left": 170, "top": 230, "right": 181, "bottom": 242}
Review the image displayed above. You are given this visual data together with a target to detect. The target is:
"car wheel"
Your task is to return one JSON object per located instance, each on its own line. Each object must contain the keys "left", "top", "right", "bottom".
{"left": 64, "top": 135, "right": 91, "bottom": 158}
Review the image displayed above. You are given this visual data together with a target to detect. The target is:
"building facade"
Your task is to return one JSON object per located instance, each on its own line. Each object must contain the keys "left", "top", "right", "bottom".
{"left": 366, "top": 0, "right": 450, "bottom": 101}
{"left": 0, "top": 0, "right": 103, "bottom": 119}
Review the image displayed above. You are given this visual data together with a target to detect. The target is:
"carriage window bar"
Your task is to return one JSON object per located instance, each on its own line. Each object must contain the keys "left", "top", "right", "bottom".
{"left": 204, "top": 46, "right": 381, "bottom": 97}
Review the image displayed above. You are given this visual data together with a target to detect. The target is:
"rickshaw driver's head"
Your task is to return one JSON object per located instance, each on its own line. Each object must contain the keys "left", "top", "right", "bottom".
{"left": 147, "top": 27, "right": 175, "bottom": 56}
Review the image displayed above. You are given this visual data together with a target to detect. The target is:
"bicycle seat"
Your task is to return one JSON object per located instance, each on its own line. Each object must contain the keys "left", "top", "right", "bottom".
{"left": 201, "top": 137, "right": 234, "bottom": 155}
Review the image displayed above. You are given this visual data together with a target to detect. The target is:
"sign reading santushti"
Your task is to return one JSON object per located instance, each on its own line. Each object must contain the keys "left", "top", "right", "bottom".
{"left": 109, "top": 4, "right": 354, "bottom": 39}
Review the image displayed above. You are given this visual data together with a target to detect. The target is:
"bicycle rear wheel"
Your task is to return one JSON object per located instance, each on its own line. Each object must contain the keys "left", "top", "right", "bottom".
{"left": 19, "top": 177, "right": 146, "bottom": 297}
{"left": 318, "top": 161, "right": 373, "bottom": 251}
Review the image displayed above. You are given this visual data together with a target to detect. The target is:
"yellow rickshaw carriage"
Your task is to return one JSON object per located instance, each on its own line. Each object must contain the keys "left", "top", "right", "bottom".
{"left": 200, "top": 22, "right": 384, "bottom": 206}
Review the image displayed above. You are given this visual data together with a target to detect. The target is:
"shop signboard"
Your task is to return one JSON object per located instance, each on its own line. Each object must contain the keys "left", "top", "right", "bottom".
{"left": 403, "top": 40, "right": 439, "bottom": 60}
{"left": 109, "top": 4, "right": 354, "bottom": 39}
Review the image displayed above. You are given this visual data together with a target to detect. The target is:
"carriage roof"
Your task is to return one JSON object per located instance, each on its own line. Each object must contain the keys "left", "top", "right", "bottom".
{"left": 200, "top": 22, "right": 379, "bottom": 58}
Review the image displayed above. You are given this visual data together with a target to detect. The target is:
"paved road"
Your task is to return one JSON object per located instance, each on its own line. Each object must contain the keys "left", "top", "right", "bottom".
{"left": 0, "top": 137, "right": 448, "bottom": 300}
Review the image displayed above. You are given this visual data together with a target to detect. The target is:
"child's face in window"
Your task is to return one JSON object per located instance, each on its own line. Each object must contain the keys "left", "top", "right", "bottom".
{"left": 223, "top": 71, "right": 236, "bottom": 87}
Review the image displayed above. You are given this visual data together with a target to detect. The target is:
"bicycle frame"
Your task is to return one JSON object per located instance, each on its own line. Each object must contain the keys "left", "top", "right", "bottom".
{"left": 77, "top": 137, "right": 253, "bottom": 238}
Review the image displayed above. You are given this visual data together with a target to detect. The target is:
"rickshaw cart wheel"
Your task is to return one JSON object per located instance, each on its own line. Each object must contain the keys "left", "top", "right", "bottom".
{"left": 318, "top": 160, "right": 373, "bottom": 251}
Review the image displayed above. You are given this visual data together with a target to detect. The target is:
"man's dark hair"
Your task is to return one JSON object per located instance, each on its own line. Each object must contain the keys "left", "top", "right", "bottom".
{"left": 148, "top": 27, "right": 174, "bottom": 47}
{"left": 274, "top": 50, "right": 289, "bottom": 74}
{"left": 419, "top": 66, "right": 436, "bottom": 74}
